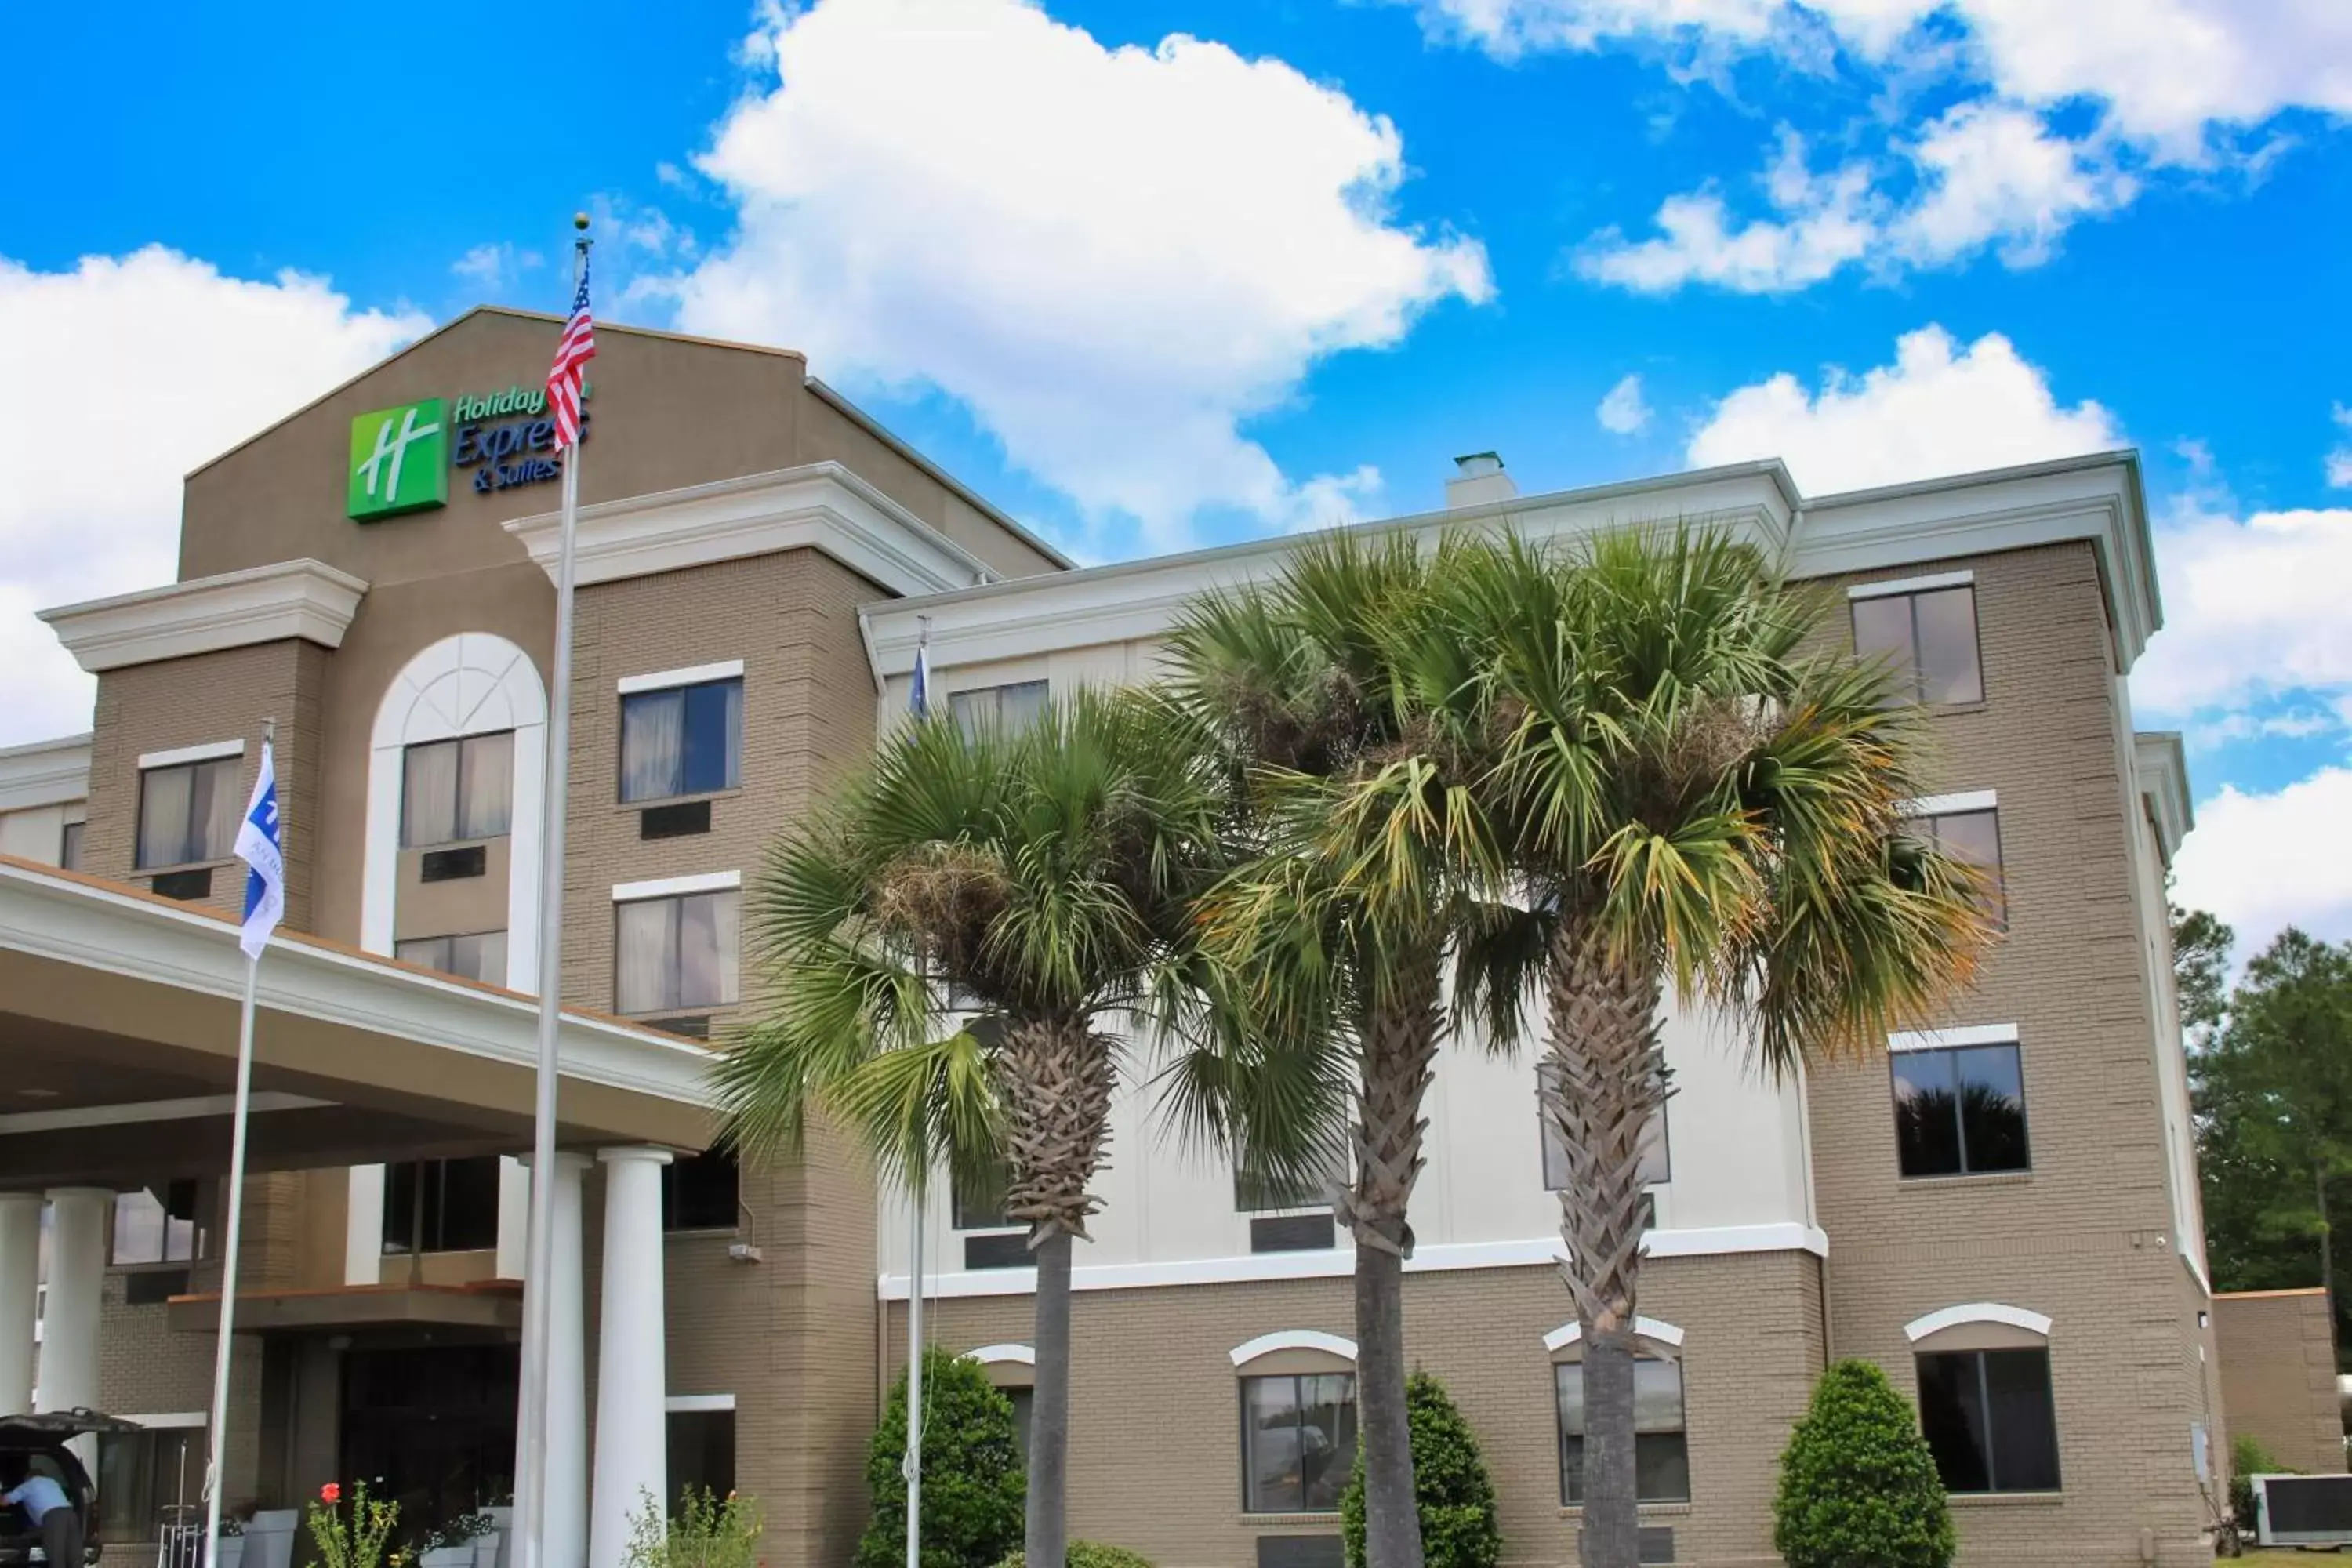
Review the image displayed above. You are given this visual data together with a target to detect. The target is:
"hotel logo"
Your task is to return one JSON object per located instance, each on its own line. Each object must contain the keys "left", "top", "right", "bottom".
{"left": 347, "top": 399, "right": 450, "bottom": 521}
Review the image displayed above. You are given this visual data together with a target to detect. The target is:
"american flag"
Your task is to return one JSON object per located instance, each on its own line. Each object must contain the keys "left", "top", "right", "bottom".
{"left": 546, "top": 251, "right": 597, "bottom": 449}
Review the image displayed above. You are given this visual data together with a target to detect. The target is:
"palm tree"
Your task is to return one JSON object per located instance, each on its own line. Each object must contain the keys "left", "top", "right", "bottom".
{"left": 1160, "top": 531, "right": 1507, "bottom": 1568}
{"left": 1407, "top": 527, "right": 1993, "bottom": 1568}
{"left": 714, "top": 688, "right": 1225, "bottom": 1568}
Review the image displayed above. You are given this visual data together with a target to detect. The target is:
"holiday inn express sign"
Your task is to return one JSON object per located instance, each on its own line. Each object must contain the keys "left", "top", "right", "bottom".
{"left": 347, "top": 381, "right": 591, "bottom": 521}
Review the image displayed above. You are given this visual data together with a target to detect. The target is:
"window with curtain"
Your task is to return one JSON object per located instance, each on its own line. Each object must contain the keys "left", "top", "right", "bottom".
{"left": 111, "top": 1180, "right": 205, "bottom": 1265}
{"left": 621, "top": 678, "right": 743, "bottom": 803}
{"left": 1916, "top": 1346, "right": 2060, "bottom": 1493}
{"left": 136, "top": 756, "right": 241, "bottom": 869}
{"left": 1911, "top": 807, "right": 2005, "bottom": 924}
{"left": 949, "top": 680, "right": 1049, "bottom": 739}
{"left": 615, "top": 890, "right": 740, "bottom": 1015}
{"left": 1892, "top": 1041, "right": 2030, "bottom": 1178}
{"left": 1240, "top": 1373, "right": 1357, "bottom": 1512}
{"left": 401, "top": 731, "right": 514, "bottom": 847}
{"left": 1557, "top": 1355, "right": 1690, "bottom": 1504}
{"left": 381, "top": 1156, "right": 503, "bottom": 1253}
{"left": 394, "top": 931, "right": 509, "bottom": 985}
{"left": 1851, "top": 584, "right": 1984, "bottom": 706}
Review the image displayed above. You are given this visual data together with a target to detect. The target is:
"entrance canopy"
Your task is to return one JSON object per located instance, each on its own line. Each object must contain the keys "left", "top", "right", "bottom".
{"left": 0, "top": 856, "right": 717, "bottom": 1190}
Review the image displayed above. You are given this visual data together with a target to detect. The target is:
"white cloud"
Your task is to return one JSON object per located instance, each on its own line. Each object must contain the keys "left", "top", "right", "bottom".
{"left": 1579, "top": 107, "right": 2133, "bottom": 293}
{"left": 1596, "top": 372, "right": 1653, "bottom": 434}
{"left": 1685, "top": 325, "right": 2121, "bottom": 493}
{"left": 662, "top": 0, "right": 1490, "bottom": 548}
{"left": 2172, "top": 768, "right": 2352, "bottom": 953}
{"left": 2328, "top": 403, "right": 2352, "bottom": 488}
{"left": 0, "top": 246, "right": 426, "bottom": 745}
{"left": 2136, "top": 504, "right": 2352, "bottom": 717}
{"left": 451, "top": 242, "right": 542, "bottom": 291}
{"left": 1419, "top": 0, "right": 2352, "bottom": 147}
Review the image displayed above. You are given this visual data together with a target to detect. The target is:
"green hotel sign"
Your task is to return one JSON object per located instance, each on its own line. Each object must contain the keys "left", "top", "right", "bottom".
{"left": 347, "top": 399, "right": 449, "bottom": 521}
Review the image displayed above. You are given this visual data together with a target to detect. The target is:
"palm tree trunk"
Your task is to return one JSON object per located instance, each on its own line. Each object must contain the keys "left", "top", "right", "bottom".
{"left": 1348, "top": 965, "right": 1439, "bottom": 1568}
{"left": 1541, "top": 916, "right": 1666, "bottom": 1568}
{"left": 1027, "top": 1226, "right": 1073, "bottom": 1568}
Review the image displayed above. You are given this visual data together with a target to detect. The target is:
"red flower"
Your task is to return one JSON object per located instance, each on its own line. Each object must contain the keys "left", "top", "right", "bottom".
{"left": 321, "top": 1484, "right": 341, "bottom": 1504}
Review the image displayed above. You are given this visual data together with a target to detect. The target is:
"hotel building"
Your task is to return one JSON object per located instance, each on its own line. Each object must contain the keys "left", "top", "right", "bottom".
{"left": 0, "top": 307, "right": 2222, "bottom": 1566}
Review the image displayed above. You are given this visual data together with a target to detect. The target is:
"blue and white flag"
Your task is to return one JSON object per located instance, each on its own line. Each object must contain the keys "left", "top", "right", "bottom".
{"left": 234, "top": 740, "right": 285, "bottom": 961}
{"left": 909, "top": 631, "right": 933, "bottom": 720}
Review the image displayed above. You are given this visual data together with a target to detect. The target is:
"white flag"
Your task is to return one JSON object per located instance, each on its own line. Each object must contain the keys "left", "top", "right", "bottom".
{"left": 234, "top": 741, "right": 284, "bottom": 960}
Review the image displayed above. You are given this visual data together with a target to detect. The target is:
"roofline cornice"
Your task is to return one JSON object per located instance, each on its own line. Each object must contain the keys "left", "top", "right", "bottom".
{"left": 37, "top": 558, "right": 368, "bottom": 675}
{"left": 0, "top": 735, "right": 92, "bottom": 813}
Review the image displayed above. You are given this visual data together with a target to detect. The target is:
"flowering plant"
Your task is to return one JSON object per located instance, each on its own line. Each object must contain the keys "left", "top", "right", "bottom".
{"left": 307, "top": 1481, "right": 399, "bottom": 1568}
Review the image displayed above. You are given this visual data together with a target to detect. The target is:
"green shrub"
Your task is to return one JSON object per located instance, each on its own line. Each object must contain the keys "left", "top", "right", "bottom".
{"left": 1338, "top": 1370, "right": 1503, "bottom": 1568}
{"left": 856, "top": 1348, "right": 1025, "bottom": 1568}
{"left": 2231, "top": 1432, "right": 2287, "bottom": 1531}
{"left": 1773, "top": 1360, "right": 1955, "bottom": 1568}
{"left": 990, "top": 1545, "right": 1152, "bottom": 1568}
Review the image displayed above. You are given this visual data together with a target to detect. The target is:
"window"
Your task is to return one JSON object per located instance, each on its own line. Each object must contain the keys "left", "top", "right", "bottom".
{"left": 1912, "top": 807, "right": 2005, "bottom": 923}
{"left": 136, "top": 756, "right": 241, "bottom": 869}
{"left": 1557, "top": 1356, "right": 1690, "bottom": 1505}
{"left": 615, "top": 891, "right": 739, "bottom": 1016}
{"left": 1542, "top": 1068, "right": 1670, "bottom": 1192}
{"left": 949, "top": 680, "right": 1049, "bottom": 739}
{"left": 382, "top": 1156, "right": 503, "bottom": 1254}
{"left": 58, "top": 822, "right": 82, "bottom": 872}
{"left": 1241, "top": 1374, "right": 1357, "bottom": 1513}
{"left": 112, "top": 1181, "right": 205, "bottom": 1265}
{"left": 394, "top": 931, "right": 509, "bottom": 985}
{"left": 666, "top": 1408, "right": 735, "bottom": 1508}
{"left": 662, "top": 1151, "right": 739, "bottom": 1232}
{"left": 97, "top": 1423, "right": 203, "bottom": 1541}
{"left": 1916, "top": 1347, "right": 2060, "bottom": 1493}
{"left": 401, "top": 731, "right": 513, "bottom": 848}
{"left": 1852, "top": 583, "right": 1983, "bottom": 706}
{"left": 1006, "top": 1387, "right": 1035, "bottom": 1463}
{"left": 1893, "top": 1042, "right": 2029, "bottom": 1178}
{"left": 622, "top": 679, "right": 742, "bottom": 803}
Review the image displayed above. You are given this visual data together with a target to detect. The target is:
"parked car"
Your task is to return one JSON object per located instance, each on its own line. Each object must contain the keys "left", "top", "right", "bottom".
{"left": 0, "top": 1408, "right": 143, "bottom": 1566}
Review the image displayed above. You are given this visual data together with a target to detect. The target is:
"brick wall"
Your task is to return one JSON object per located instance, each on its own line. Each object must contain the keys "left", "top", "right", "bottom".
{"left": 2215, "top": 1290, "right": 2340, "bottom": 1475}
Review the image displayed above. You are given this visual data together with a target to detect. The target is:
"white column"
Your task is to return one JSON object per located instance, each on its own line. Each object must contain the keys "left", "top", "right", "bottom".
{"left": 0, "top": 1196, "right": 43, "bottom": 1414}
{"left": 519, "top": 1155, "right": 591, "bottom": 1568}
{"left": 589, "top": 1149, "right": 671, "bottom": 1568}
{"left": 344, "top": 1166, "right": 387, "bottom": 1286}
{"left": 42, "top": 1189, "right": 110, "bottom": 1466}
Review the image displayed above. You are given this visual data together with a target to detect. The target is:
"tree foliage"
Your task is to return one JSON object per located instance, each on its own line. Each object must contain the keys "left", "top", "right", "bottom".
{"left": 855, "top": 1349, "right": 1025, "bottom": 1568}
{"left": 2190, "top": 922, "right": 2352, "bottom": 1362}
{"left": 991, "top": 1547, "right": 1152, "bottom": 1568}
{"left": 1773, "top": 1360, "right": 1955, "bottom": 1568}
{"left": 1338, "top": 1370, "right": 1502, "bottom": 1568}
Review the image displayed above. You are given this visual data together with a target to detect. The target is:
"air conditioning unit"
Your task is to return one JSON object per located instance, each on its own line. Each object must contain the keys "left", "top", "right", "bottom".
{"left": 2255, "top": 1472, "right": 2352, "bottom": 1546}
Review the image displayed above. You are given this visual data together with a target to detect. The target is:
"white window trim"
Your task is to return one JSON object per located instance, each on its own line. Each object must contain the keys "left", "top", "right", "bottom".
{"left": 138, "top": 739, "right": 245, "bottom": 771}
{"left": 613, "top": 869, "right": 742, "bottom": 903}
{"left": 1904, "top": 1301, "right": 2052, "bottom": 1343}
{"left": 1543, "top": 1316, "right": 1686, "bottom": 1353}
{"left": 1889, "top": 1024, "right": 2020, "bottom": 1053}
{"left": 119, "top": 1412, "right": 207, "bottom": 1428}
{"left": 665, "top": 1392, "right": 735, "bottom": 1413}
{"left": 1903, "top": 789, "right": 1998, "bottom": 818}
{"left": 1849, "top": 569, "right": 1976, "bottom": 601}
{"left": 618, "top": 660, "right": 745, "bottom": 696}
{"left": 1229, "top": 1329, "right": 1356, "bottom": 1367}
{"left": 967, "top": 1343, "right": 1036, "bottom": 1367}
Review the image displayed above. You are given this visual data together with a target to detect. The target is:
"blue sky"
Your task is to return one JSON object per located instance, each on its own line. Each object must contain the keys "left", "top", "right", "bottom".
{"left": 4, "top": 0, "right": 2349, "bottom": 955}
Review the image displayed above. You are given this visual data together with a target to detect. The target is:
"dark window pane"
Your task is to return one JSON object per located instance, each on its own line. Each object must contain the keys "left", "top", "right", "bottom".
{"left": 1929, "top": 808, "right": 2005, "bottom": 924}
{"left": 662, "top": 1152, "right": 740, "bottom": 1232}
{"left": 59, "top": 821, "right": 82, "bottom": 871}
{"left": 665, "top": 1410, "right": 735, "bottom": 1509}
{"left": 1983, "top": 1348, "right": 2060, "bottom": 1491}
{"left": 1298, "top": 1374, "right": 1357, "bottom": 1511}
{"left": 1007, "top": 1387, "right": 1033, "bottom": 1464}
{"left": 1914, "top": 587, "right": 1984, "bottom": 704}
{"left": 1243, "top": 1374, "right": 1356, "bottom": 1514}
{"left": 1851, "top": 596, "right": 1918, "bottom": 697}
{"left": 679, "top": 681, "right": 742, "bottom": 795}
{"left": 383, "top": 1157, "right": 501, "bottom": 1254}
{"left": 1917, "top": 1351, "right": 1993, "bottom": 1492}
{"left": 1892, "top": 1051, "right": 1964, "bottom": 1177}
{"left": 954, "top": 1171, "right": 1011, "bottom": 1232}
{"left": 1956, "top": 1045, "right": 2031, "bottom": 1173}
{"left": 1558, "top": 1358, "right": 1686, "bottom": 1504}
{"left": 1635, "top": 1432, "right": 1691, "bottom": 1504}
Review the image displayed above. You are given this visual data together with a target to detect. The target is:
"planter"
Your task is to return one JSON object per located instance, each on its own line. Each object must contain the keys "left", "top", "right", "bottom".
{"left": 213, "top": 1537, "right": 246, "bottom": 1568}
{"left": 473, "top": 1536, "right": 499, "bottom": 1568}
{"left": 485, "top": 1508, "right": 515, "bottom": 1568}
{"left": 241, "top": 1512, "right": 298, "bottom": 1568}
{"left": 421, "top": 1548, "right": 474, "bottom": 1568}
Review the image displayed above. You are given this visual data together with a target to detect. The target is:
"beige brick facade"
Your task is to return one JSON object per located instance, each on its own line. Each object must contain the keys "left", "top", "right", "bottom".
{"left": 2214, "top": 1290, "right": 2341, "bottom": 1476}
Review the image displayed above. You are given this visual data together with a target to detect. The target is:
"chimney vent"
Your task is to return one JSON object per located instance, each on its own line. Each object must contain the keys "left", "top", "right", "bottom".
{"left": 1446, "top": 451, "right": 1519, "bottom": 509}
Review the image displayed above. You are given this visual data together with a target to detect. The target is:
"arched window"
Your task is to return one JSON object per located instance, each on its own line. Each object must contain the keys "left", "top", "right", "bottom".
{"left": 966, "top": 1345, "right": 1036, "bottom": 1461}
{"left": 1232, "top": 1332, "right": 1357, "bottom": 1515}
{"left": 1546, "top": 1318, "right": 1689, "bottom": 1506}
{"left": 1906, "top": 1304, "right": 2060, "bottom": 1494}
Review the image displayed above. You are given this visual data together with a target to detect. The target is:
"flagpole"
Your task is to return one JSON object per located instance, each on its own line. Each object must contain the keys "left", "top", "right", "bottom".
{"left": 903, "top": 620, "right": 933, "bottom": 1568}
{"left": 517, "top": 216, "right": 592, "bottom": 1568}
{"left": 202, "top": 716, "right": 274, "bottom": 1568}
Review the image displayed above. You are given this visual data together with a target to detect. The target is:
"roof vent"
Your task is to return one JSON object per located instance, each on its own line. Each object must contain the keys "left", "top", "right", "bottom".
{"left": 1446, "top": 451, "right": 1518, "bottom": 510}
